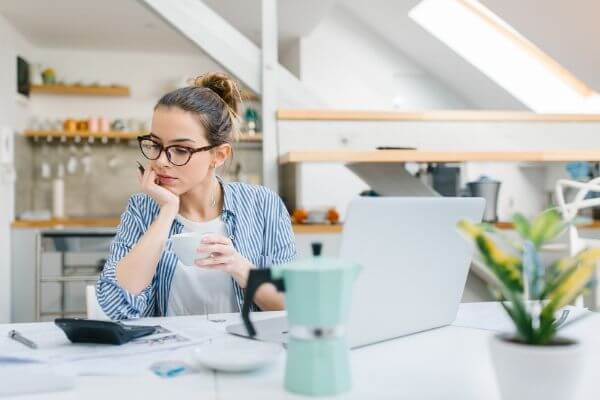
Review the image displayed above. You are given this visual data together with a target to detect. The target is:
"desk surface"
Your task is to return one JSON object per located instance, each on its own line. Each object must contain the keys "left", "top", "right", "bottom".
{"left": 2, "top": 303, "right": 599, "bottom": 400}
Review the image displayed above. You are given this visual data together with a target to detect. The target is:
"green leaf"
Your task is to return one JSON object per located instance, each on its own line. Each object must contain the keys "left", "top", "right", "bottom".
{"left": 536, "top": 304, "right": 558, "bottom": 345}
{"left": 529, "top": 209, "right": 564, "bottom": 248}
{"left": 522, "top": 241, "right": 544, "bottom": 300}
{"left": 475, "top": 235, "right": 523, "bottom": 293}
{"left": 498, "top": 289, "right": 533, "bottom": 342}
{"left": 480, "top": 223, "right": 524, "bottom": 252}
{"left": 512, "top": 213, "right": 531, "bottom": 241}
{"left": 540, "top": 258, "right": 579, "bottom": 299}
{"left": 458, "top": 220, "right": 523, "bottom": 292}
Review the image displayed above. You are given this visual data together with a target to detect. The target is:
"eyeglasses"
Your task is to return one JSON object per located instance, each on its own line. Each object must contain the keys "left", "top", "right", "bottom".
{"left": 137, "top": 135, "right": 218, "bottom": 166}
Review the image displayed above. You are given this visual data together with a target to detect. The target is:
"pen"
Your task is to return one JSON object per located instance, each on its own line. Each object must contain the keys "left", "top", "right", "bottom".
{"left": 8, "top": 329, "right": 38, "bottom": 349}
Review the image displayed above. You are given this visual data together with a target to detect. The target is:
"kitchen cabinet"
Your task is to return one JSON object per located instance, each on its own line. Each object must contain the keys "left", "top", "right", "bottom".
{"left": 11, "top": 227, "right": 115, "bottom": 322}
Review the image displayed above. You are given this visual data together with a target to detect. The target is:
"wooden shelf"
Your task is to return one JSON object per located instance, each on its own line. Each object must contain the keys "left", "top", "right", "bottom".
{"left": 23, "top": 130, "right": 141, "bottom": 140}
{"left": 292, "top": 224, "right": 343, "bottom": 234}
{"left": 294, "top": 221, "right": 600, "bottom": 234}
{"left": 280, "top": 150, "right": 600, "bottom": 164}
{"left": 277, "top": 109, "right": 600, "bottom": 122}
{"left": 496, "top": 221, "right": 600, "bottom": 230}
{"left": 12, "top": 218, "right": 121, "bottom": 229}
{"left": 14, "top": 219, "right": 600, "bottom": 232}
{"left": 30, "top": 84, "right": 130, "bottom": 97}
{"left": 25, "top": 130, "right": 261, "bottom": 142}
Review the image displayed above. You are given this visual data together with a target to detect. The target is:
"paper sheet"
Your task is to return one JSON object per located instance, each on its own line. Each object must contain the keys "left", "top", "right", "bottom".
{"left": 453, "top": 302, "right": 590, "bottom": 333}
{"left": 0, "top": 320, "right": 216, "bottom": 364}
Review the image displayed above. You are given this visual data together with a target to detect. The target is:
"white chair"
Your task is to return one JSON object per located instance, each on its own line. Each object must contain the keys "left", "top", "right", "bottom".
{"left": 85, "top": 285, "right": 110, "bottom": 320}
{"left": 555, "top": 177, "right": 600, "bottom": 254}
{"left": 555, "top": 177, "right": 600, "bottom": 308}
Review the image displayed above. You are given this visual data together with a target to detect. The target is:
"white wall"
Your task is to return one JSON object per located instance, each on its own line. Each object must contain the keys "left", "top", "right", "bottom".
{"left": 280, "top": 6, "right": 569, "bottom": 222}
{"left": 280, "top": 6, "right": 468, "bottom": 219}
{"left": 278, "top": 118, "right": 600, "bottom": 221}
{"left": 29, "top": 48, "right": 223, "bottom": 122}
{"left": 298, "top": 6, "right": 468, "bottom": 110}
{"left": 4, "top": 40, "right": 242, "bottom": 323}
{"left": 0, "top": 13, "right": 35, "bottom": 323}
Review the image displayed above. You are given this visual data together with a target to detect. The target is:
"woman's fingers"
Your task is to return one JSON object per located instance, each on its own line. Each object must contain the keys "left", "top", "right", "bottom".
{"left": 201, "top": 233, "right": 232, "bottom": 246}
{"left": 197, "top": 243, "right": 231, "bottom": 255}
{"left": 140, "top": 167, "right": 150, "bottom": 187}
{"left": 195, "top": 256, "right": 231, "bottom": 267}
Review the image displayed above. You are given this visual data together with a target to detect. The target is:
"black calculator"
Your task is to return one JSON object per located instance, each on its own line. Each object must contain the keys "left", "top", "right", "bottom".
{"left": 55, "top": 318, "right": 158, "bottom": 345}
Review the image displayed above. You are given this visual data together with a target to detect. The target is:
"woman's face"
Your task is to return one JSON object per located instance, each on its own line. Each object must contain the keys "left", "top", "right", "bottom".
{"left": 147, "top": 106, "right": 229, "bottom": 195}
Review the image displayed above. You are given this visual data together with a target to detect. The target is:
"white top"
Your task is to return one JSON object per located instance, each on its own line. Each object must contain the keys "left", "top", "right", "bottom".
{"left": 166, "top": 214, "right": 239, "bottom": 316}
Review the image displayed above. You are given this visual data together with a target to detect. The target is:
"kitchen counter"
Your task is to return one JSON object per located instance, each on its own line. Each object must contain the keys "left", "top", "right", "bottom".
{"left": 11, "top": 218, "right": 120, "bottom": 229}
{"left": 11, "top": 218, "right": 344, "bottom": 234}
{"left": 12, "top": 218, "right": 600, "bottom": 232}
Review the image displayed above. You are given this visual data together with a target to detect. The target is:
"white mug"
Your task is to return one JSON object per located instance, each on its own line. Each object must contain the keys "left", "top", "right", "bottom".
{"left": 165, "top": 232, "right": 213, "bottom": 266}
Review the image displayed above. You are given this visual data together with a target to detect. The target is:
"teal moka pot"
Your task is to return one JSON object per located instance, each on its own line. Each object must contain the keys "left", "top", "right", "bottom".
{"left": 242, "top": 258, "right": 361, "bottom": 396}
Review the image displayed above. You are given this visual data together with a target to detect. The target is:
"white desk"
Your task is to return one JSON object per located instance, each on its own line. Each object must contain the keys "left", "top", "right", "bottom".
{"left": 2, "top": 303, "right": 599, "bottom": 400}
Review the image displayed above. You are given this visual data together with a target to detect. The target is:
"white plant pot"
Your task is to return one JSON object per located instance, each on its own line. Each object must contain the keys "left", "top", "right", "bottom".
{"left": 489, "top": 334, "right": 584, "bottom": 400}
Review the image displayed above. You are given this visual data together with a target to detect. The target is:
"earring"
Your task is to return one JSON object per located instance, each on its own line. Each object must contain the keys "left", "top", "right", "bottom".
{"left": 210, "top": 176, "right": 217, "bottom": 208}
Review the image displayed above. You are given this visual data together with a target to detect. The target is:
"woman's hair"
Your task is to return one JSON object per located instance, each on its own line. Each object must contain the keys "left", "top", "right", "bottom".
{"left": 155, "top": 72, "right": 242, "bottom": 147}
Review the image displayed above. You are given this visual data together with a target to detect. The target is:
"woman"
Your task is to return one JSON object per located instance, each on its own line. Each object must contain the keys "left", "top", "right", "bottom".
{"left": 97, "top": 72, "right": 296, "bottom": 320}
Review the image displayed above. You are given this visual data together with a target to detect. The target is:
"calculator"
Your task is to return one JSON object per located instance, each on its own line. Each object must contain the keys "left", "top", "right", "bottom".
{"left": 55, "top": 318, "right": 158, "bottom": 345}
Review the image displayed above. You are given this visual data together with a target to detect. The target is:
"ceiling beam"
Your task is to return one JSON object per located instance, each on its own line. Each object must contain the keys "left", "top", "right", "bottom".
{"left": 140, "top": 0, "right": 322, "bottom": 107}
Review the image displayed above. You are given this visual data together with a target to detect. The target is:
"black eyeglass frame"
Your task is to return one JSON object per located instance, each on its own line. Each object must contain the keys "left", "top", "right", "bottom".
{"left": 137, "top": 135, "right": 218, "bottom": 166}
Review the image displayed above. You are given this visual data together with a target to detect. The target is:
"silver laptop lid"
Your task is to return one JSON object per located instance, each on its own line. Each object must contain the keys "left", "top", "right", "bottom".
{"left": 342, "top": 197, "right": 484, "bottom": 348}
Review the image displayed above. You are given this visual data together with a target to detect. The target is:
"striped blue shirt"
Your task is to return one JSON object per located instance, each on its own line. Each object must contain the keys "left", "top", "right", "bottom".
{"left": 96, "top": 177, "right": 297, "bottom": 320}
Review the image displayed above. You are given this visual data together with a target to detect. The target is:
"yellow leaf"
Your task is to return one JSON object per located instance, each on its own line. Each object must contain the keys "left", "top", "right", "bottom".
{"left": 551, "top": 248, "right": 600, "bottom": 309}
{"left": 458, "top": 219, "right": 522, "bottom": 288}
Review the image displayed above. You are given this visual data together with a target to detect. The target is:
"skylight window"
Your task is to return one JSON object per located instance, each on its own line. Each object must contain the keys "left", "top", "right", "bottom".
{"left": 409, "top": 0, "right": 600, "bottom": 113}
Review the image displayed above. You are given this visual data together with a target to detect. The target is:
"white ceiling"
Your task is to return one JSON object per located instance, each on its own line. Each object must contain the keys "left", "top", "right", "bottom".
{"left": 202, "top": 0, "right": 337, "bottom": 48}
{"left": 0, "top": 0, "right": 335, "bottom": 53}
{"left": 481, "top": 0, "right": 600, "bottom": 93}
{"left": 2, "top": 0, "right": 596, "bottom": 109}
{"left": 342, "top": 0, "right": 526, "bottom": 110}
{"left": 343, "top": 0, "right": 600, "bottom": 109}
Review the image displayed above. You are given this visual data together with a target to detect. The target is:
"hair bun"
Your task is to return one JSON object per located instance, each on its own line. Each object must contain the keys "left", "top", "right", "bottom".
{"left": 194, "top": 72, "right": 240, "bottom": 115}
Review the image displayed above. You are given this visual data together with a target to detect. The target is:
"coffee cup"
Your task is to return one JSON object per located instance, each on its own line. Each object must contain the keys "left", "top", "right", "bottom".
{"left": 165, "top": 232, "right": 213, "bottom": 266}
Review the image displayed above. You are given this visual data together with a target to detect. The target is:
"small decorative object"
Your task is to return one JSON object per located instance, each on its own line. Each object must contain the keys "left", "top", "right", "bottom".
{"left": 63, "top": 119, "right": 77, "bottom": 133}
{"left": 111, "top": 119, "right": 125, "bottom": 131}
{"left": 565, "top": 162, "right": 591, "bottom": 182}
{"left": 52, "top": 164, "right": 65, "bottom": 218}
{"left": 99, "top": 117, "right": 110, "bottom": 132}
{"left": 126, "top": 118, "right": 137, "bottom": 132}
{"left": 88, "top": 117, "right": 99, "bottom": 133}
{"left": 41, "top": 67, "right": 56, "bottom": 84}
{"left": 467, "top": 175, "right": 501, "bottom": 223}
{"left": 75, "top": 120, "right": 89, "bottom": 132}
{"left": 291, "top": 208, "right": 308, "bottom": 224}
{"left": 243, "top": 107, "right": 259, "bottom": 135}
{"left": 306, "top": 208, "right": 328, "bottom": 224}
{"left": 458, "top": 208, "right": 600, "bottom": 400}
{"left": 326, "top": 208, "right": 340, "bottom": 224}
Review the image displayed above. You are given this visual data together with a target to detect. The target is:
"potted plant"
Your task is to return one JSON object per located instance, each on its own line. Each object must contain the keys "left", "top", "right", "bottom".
{"left": 458, "top": 208, "right": 600, "bottom": 400}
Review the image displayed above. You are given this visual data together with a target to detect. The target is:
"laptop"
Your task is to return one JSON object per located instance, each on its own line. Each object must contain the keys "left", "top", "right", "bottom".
{"left": 227, "top": 197, "right": 485, "bottom": 348}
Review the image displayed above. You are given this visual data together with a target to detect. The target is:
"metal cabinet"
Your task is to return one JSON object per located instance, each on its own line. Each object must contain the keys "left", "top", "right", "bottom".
{"left": 35, "top": 229, "right": 115, "bottom": 321}
{"left": 11, "top": 228, "right": 115, "bottom": 322}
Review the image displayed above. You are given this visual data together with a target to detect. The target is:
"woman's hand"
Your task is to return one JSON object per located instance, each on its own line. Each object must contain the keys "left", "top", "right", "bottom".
{"left": 138, "top": 165, "right": 179, "bottom": 213}
{"left": 195, "top": 233, "right": 254, "bottom": 288}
